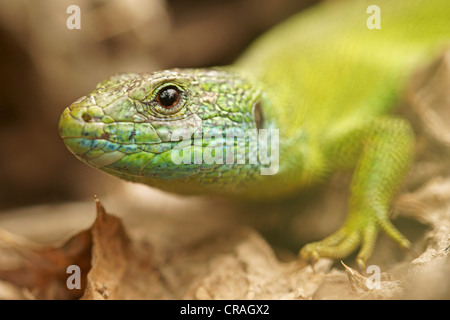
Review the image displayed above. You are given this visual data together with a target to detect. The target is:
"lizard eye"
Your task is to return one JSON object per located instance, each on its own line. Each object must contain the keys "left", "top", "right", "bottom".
{"left": 157, "top": 86, "right": 180, "bottom": 109}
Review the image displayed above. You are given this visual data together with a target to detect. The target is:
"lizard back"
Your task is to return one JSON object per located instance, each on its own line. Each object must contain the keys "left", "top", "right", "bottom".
{"left": 235, "top": 0, "right": 450, "bottom": 138}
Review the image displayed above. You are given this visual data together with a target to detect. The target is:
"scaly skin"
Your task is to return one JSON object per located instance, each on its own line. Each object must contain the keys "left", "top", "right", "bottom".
{"left": 59, "top": 0, "right": 450, "bottom": 268}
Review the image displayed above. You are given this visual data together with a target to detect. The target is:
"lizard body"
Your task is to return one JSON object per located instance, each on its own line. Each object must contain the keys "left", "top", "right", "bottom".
{"left": 59, "top": 0, "right": 450, "bottom": 267}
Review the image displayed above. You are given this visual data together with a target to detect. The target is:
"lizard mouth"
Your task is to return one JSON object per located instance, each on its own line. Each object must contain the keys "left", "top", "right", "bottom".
{"left": 59, "top": 105, "right": 128, "bottom": 168}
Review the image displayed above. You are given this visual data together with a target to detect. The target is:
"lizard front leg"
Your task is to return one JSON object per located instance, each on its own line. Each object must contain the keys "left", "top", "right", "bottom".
{"left": 300, "top": 117, "right": 414, "bottom": 269}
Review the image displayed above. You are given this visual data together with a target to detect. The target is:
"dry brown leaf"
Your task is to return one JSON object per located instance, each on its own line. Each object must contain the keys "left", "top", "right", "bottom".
{"left": 82, "top": 197, "right": 165, "bottom": 300}
{"left": 0, "top": 196, "right": 166, "bottom": 300}
{"left": 0, "top": 226, "right": 91, "bottom": 299}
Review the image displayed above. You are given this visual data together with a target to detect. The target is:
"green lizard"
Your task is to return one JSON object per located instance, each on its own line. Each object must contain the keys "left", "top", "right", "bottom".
{"left": 59, "top": 0, "right": 450, "bottom": 269}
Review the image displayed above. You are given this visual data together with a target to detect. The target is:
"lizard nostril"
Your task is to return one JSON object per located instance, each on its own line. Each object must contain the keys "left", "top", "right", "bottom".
{"left": 81, "top": 112, "right": 92, "bottom": 122}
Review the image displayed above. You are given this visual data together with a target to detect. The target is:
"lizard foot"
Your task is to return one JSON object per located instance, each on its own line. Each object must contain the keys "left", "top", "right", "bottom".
{"left": 299, "top": 214, "right": 411, "bottom": 270}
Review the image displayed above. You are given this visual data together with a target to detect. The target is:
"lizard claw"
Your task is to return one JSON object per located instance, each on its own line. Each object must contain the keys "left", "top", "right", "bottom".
{"left": 298, "top": 212, "right": 409, "bottom": 268}
{"left": 299, "top": 228, "right": 360, "bottom": 265}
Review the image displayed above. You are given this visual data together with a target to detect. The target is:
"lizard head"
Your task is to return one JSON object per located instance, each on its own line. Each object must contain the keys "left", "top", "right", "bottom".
{"left": 59, "top": 68, "right": 277, "bottom": 195}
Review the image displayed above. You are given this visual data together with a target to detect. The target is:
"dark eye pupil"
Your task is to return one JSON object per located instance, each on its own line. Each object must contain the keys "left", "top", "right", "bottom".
{"left": 158, "top": 87, "right": 179, "bottom": 108}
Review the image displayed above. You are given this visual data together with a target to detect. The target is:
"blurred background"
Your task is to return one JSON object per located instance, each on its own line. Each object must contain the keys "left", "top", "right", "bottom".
{"left": 0, "top": 0, "right": 319, "bottom": 211}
